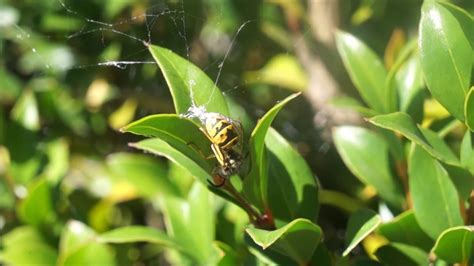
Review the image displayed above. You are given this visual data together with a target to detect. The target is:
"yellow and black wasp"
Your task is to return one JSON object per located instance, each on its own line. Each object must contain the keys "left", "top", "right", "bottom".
{"left": 185, "top": 106, "right": 244, "bottom": 187}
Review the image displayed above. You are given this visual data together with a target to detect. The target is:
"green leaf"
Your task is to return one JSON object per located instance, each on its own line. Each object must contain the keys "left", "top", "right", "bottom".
{"left": 343, "top": 209, "right": 382, "bottom": 256}
{"left": 368, "top": 112, "right": 460, "bottom": 166}
{"left": 432, "top": 226, "right": 474, "bottom": 263}
{"left": 61, "top": 243, "right": 115, "bottom": 266}
{"left": 445, "top": 165, "right": 474, "bottom": 200}
{"left": 0, "top": 67, "right": 21, "bottom": 104}
{"left": 419, "top": 2, "right": 472, "bottom": 121}
{"left": 18, "top": 178, "right": 54, "bottom": 226}
{"left": 148, "top": 44, "right": 229, "bottom": 115}
{"left": 121, "top": 114, "right": 211, "bottom": 157}
{"left": 5, "top": 121, "right": 41, "bottom": 184}
{"left": 42, "top": 138, "right": 69, "bottom": 185}
{"left": 336, "top": 31, "right": 388, "bottom": 113}
{"left": 460, "top": 131, "right": 474, "bottom": 174}
{"left": 377, "top": 211, "right": 433, "bottom": 252}
{"left": 439, "top": 2, "right": 474, "bottom": 55}
{"left": 246, "top": 218, "right": 322, "bottom": 264}
{"left": 243, "top": 54, "right": 308, "bottom": 91}
{"left": 330, "top": 96, "right": 378, "bottom": 117}
{"left": 0, "top": 226, "right": 57, "bottom": 266}
{"left": 333, "top": 126, "right": 405, "bottom": 208}
{"left": 130, "top": 138, "right": 211, "bottom": 187}
{"left": 58, "top": 220, "right": 115, "bottom": 266}
{"left": 98, "top": 226, "right": 178, "bottom": 248}
{"left": 243, "top": 92, "right": 301, "bottom": 209}
{"left": 465, "top": 87, "right": 474, "bottom": 130}
{"left": 375, "top": 243, "right": 428, "bottom": 266}
{"left": 266, "top": 128, "right": 319, "bottom": 226}
{"left": 11, "top": 89, "right": 40, "bottom": 131}
{"left": 59, "top": 220, "right": 96, "bottom": 258}
{"left": 161, "top": 182, "right": 220, "bottom": 264}
{"left": 395, "top": 55, "right": 425, "bottom": 120}
{"left": 408, "top": 145, "right": 464, "bottom": 239}
{"left": 106, "top": 152, "right": 180, "bottom": 198}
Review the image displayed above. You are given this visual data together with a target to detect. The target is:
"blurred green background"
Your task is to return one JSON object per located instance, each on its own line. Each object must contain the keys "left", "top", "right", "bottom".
{"left": 1, "top": 0, "right": 473, "bottom": 264}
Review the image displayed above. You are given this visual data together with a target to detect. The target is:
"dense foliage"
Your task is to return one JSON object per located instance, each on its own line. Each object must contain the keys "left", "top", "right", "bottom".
{"left": 0, "top": 0, "right": 473, "bottom": 265}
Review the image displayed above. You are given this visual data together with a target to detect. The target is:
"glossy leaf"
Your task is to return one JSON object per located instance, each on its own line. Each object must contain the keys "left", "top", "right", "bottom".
{"left": 395, "top": 55, "right": 424, "bottom": 120}
{"left": 130, "top": 138, "right": 211, "bottom": 187}
{"left": 106, "top": 153, "right": 179, "bottom": 198}
{"left": 343, "top": 209, "right": 382, "bottom": 256}
{"left": 333, "top": 126, "right": 405, "bottom": 208}
{"left": 243, "top": 54, "right": 308, "bottom": 91}
{"left": 266, "top": 128, "right": 319, "bottom": 226}
{"left": 61, "top": 243, "right": 115, "bottom": 266}
{"left": 439, "top": 2, "right": 474, "bottom": 50}
{"left": 408, "top": 145, "right": 464, "bottom": 239}
{"left": 460, "top": 131, "right": 474, "bottom": 174}
{"left": 432, "top": 226, "right": 474, "bottom": 263}
{"left": 148, "top": 44, "right": 229, "bottom": 115}
{"left": 330, "top": 96, "right": 378, "bottom": 117}
{"left": 98, "top": 226, "right": 179, "bottom": 248}
{"left": 121, "top": 114, "right": 211, "bottom": 156}
{"left": 246, "top": 218, "right": 322, "bottom": 264}
{"left": 243, "top": 92, "right": 300, "bottom": 209}
{"left": 160, "top": 182, "right": 220, "bottom": 264}
{"left": 377, "top": 211, "right": 433, "bottom": 252}
{"left": 18, "top": 178, "right": 53, "bottom": 226}
{"left": 465, "top": 86, "right": 474, "bottom": 130}
{"left": 369, "top": 112, "right": 460, "bottom": 166}
{"left": 375, "top": 243, "right": 428, "bottom": 266}
{"left": 336, "top": 31, "right": 388, "bottom": 113}
{"left": 56, "top": 221, "right": 115, "bottom": 265}
{"left": 445, "top": 165, "right": 474, "bottom": 200}
{"left": 0, "top": 226, "right": 57, "bottom": 266}
{"left": 419, "top": 2, "right": 471, "bottom": 121}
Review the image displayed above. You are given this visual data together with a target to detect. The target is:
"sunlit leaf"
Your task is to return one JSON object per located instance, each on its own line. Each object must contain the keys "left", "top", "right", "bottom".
{"left": 465, "top": 86, "right": 474, "bottom": 130}
{"left": 130, "top": 138, "right": 211, "bottom": 187}
{"left": 0, "top": 226, "right": 57, "bottom": 265}
{"left": 243, "top": 54, "right": 308, "bottom": 91}
{"left": 432, "top": 226, "right": 474, "bottom": 263}
{"left": 11, "top": 89, "right": 39, "bottom": 131}
{"left": 98, "top": 226, "right": 178, "bottom": 248}
{"left": 419, "top": 2, "right": 472, "bottom": 121}
{"left": 343, "top": 209, "right": 381, "bottom": 256}
{"left": 246, "top": 218, "right": 322, "bottom": 264}
{"left": 18, "top": 178, "right": 54, "bottom": 226}
{"left": 243, "top": 92, "right": 300, "bottom": 209}
{"left": 148, "top": 45, "right": 229, "bottom": 115}
{"left": 333, "top": 126, "right": 405, "bottom": 209}
{"left": 108, "top": 98, "right": 137, "bottom": 130}
{"left": 106, "top": 152, "right": 179, "bottom": 199}
{"left": 369, "top": 112, "right": 460, "bottom": 166}
{"left": 408, "top": 145, "right": 464, "bottom": 239}
{"left": 160, "top": 182, "right": 221, "bottom": 264}
{"left": 57, "top": 220, "right": 115, "bottom": 266}
{"left": 377, "top": 211, "right": 433, "bottom": 252}
{"left": 121, "top": 114, "right": 212, "bottom": 157}
{"left": 336, "top": 31, "right": 388, "bottom": 113}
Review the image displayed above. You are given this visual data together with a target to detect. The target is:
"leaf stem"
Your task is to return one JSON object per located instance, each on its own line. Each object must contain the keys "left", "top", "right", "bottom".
{"left": 223, "top": 181, "right": 260, "bottom": 224}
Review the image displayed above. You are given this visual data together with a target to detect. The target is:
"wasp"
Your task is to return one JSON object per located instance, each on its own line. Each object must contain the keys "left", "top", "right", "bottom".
{"left": 185, "top": 106, "right": 244, "bottom": 187}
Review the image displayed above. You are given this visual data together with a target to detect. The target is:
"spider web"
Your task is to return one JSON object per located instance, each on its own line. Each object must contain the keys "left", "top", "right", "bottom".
{"left": 2, "top": 0, "right": 257, "bottom": 101}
